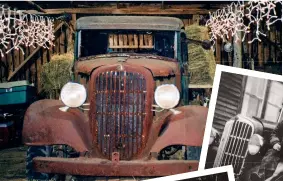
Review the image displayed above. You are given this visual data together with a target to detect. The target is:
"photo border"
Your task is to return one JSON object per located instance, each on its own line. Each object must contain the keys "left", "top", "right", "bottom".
{"left": 198, "top": 64, "right": 283, "bottom": 170}
{"left": 144, "top": 165, "right": 235, "bottom": 181}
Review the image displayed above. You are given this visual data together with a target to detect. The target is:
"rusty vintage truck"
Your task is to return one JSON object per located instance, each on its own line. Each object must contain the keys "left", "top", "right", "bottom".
{"left": 22, "top": 16, "right": 210, "bottom": 180}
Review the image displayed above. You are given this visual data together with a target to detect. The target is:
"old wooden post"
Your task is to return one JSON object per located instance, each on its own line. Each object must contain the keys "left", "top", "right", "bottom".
{"left": 233, "top": 30, "right": 242, "bottom": 68}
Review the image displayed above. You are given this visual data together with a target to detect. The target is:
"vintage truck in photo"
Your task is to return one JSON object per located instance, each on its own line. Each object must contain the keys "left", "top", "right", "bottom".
{"left": 208, "top": 114, "right": 283, "bottom": 181}
{"left": 22, "top": 16, "right": 210, "bottom": 180}
{"left": 206, "top": 74, "right": 283, "bottom": 181}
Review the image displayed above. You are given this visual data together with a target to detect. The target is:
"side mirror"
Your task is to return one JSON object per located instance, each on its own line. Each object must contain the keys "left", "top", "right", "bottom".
{"left": 182, "top": 38, "right": 212, "bottom": 50}
{"left": 201, "top": 40, "right": 212, "bottom": 50}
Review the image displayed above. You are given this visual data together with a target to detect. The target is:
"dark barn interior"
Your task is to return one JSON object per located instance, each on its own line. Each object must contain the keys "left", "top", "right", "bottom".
{"left": 0, "top": 1, "right": 281, "bottom": 180}
{"left": 1, "top": 1, "right": 281, "bottom": 85}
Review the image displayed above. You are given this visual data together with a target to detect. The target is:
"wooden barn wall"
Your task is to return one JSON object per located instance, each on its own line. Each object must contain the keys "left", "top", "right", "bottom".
{"left": 0, "top": 20, "right": 70, "bottom": 94}
{"left": 213, "top": 72, "right": 246, "bottom": 132}
{"left": 0, "top": 3, "right": 281, "bottom": 94}
{"left": 180, "top": 15, "right": 282, "bottom": 75}
{"left": 214, "top": 24, "right": 282, "bottom": 74}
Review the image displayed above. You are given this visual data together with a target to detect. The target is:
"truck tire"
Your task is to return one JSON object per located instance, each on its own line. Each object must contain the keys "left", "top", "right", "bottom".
{"left": 26, "top": 146, "right": 54, "bottom": 180}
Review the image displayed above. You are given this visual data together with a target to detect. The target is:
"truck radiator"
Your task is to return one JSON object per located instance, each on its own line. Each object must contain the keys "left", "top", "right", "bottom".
{"left": 92, "top": 70, "right": 149, "bottom": 160}
{"left": 213, "top": 117, "right": 254, "bottom": 176}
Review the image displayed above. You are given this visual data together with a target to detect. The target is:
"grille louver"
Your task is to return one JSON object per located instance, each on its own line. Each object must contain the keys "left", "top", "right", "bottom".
{"left": 90, "top": 66, "right": 153, "bottom": 160}
{"left": 214, "top": 118, "right": 254, "bottom": 176}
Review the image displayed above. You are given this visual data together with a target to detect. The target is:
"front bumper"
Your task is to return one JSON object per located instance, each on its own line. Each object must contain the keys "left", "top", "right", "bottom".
{"left": 33, "top": 157, "right": 198, "bottom": 176}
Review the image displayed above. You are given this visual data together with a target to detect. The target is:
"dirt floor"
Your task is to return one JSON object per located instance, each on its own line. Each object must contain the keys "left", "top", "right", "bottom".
{"left": 0, "top": 146, "right": 27, "bottom": 181}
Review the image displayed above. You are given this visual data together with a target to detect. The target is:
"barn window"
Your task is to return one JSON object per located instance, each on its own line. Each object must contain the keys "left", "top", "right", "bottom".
{"left": 263, "top": 81, "right": 283, "bottom": 123}
{"left": 241, "top": 77, "right": 283, "bottom": 124}
{"left": 241, "top": 76, "right": 267, "bottom": 118}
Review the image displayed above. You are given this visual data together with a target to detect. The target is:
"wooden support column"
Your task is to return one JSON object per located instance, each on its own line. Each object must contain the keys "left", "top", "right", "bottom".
{"left": 183, "top": 19, "right": 189, "bottom": 27}
{"left": 59, "top": 25, "right": 66, "bottom": 54}
{"left": 228, "top": 36, "right": 233, "bottom": 66}
{"left": 192, "top": 14, "right": 200, "bottom": 25}
{"left": 14, "top": 49, "right": 20, "bottom": 80}
{"left": 29, "top": 46, "right": 36, "bottom": 84}
{"left": 233, "top": 31, "right": 242, "bottom": 68}
{"left": 66, "top": 13, "right": 76, "bottom": 53}
{"left": 36, "top": 48, "right": 43, "bottom": 93}
{"left": 71, "top": 14, "right": 77, "bottom": 31}
{"left": 0, "top": 50, "right": 7, "bottom": 82}
{"left": 215, "top": 39, "right": 221, "bottom": 64}
{"left": 258, "top": 41, "right": 263, "bottom": 67}
{"left": 7, "top": 43, "right": 13, "bottom": 78}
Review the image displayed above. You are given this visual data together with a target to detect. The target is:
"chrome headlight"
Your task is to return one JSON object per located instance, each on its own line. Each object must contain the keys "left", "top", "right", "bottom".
{"left": 154, "top": 84, "right": 180, "bottom": 109}
{"left": 248, "top": 134, "right": 264, "bottom": 155}
{"left": 209, "top": 127, "right": 219, "bottom": 145}
{"left": 209, "top": 136, "right": 215, "bottom": 145}
{"left": 60, "top": 82, "right": 87, "bottom": 108}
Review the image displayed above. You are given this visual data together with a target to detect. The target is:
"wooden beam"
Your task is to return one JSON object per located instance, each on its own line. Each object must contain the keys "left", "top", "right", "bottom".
{"left": 8, "top": 46, "right": 41, "bottom": 81}
{"left": 7, "top": 22, "right": 65, "bottom": 81}
{"left": 22, "top": 5, "right": 223, "bottom": 15}
{"left": 24, "top": 0, "right": 47, "bottom": 13}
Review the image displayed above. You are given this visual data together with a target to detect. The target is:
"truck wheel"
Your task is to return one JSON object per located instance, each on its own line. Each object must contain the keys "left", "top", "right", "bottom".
{"left": 26, "top": 146, "right": 54, "bottom": 180}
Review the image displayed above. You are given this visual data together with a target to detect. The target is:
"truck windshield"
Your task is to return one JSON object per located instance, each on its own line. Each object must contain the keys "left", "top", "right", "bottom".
{"left": 78, "top": 30, "right": 175, "bottom": 59}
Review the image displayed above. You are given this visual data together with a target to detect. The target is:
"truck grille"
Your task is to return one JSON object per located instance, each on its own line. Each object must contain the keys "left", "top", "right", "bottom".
{"left": 214, "top": 118, "right": 253, "bottom": 176}
{"left": 90, "top": 67, "right": 152, "bottom": 160}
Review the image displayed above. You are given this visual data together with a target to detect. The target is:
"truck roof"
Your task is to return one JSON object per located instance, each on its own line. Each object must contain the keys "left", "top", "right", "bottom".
{"left": 76, "top": 16, "right": 184, "bottom": 31}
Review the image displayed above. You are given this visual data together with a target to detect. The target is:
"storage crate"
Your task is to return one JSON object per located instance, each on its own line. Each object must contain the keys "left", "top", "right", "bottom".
{"left": 0, "top": 81, "right": 36, "bottom": 106}
{"left": 0, "top": 121, "right": 15, "bottom": 148}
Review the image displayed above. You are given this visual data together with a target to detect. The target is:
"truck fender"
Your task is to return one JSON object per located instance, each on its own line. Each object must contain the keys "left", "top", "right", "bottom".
{"left": 22, "top": 99, "right": 92, "bottom": 153}
{"left": 150, "top": 106, "right": 208, "bottom": 153}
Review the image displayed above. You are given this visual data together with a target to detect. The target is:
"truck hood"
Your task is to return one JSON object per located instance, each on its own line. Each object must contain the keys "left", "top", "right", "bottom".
{"left": 75, "top": 54, "right": 180, "bottom": 77}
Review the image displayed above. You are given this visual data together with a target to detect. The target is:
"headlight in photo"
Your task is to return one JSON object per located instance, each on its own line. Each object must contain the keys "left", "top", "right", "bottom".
{"left": 248, "top": 134, "right": 264, "bottom": 155}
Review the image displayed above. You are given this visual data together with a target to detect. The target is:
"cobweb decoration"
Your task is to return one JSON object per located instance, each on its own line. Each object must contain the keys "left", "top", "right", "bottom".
{"left": 245, "top": 0, "right": 282, "bottom": 43}
{"left": 206, "top": 1, "right": 248, "bottom": 47}
{"left": 206, "top": 0, "right": 282, "bottom": 47}
{"left": 0, "top": 5, "right": 55, "bottom": 57}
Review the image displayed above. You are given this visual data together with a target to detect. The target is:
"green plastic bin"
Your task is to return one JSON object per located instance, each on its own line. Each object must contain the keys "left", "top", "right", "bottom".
{"left": 0, "top": 81, "right": 36, "bottom": 106}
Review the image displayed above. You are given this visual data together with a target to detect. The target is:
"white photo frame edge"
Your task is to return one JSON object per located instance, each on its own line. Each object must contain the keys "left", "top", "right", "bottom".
{"left": 198, "top": 64, "right": 283, "bottom": 170}
{"left": 144, "top": 165, "right": 235, "bottom": 181}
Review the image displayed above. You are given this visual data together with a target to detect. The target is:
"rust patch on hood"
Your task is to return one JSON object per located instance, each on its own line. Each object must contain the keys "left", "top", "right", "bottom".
{"left": 75, "top": 54, "right": 180, "bottom": 77}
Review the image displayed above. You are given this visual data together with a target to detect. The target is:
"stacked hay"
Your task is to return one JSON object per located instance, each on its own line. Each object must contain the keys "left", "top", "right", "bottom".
{"left": 40, "top": 52, "right": 74, "bottom": 99}
{"left": 185, "top": 24, "right": 216, "bottom": 85}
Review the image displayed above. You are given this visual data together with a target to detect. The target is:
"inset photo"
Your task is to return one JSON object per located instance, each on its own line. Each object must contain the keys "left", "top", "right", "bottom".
{"left": 144, "top": 165, "right": 235, "bottom": 181}
{"left": 199, "top": 65, "right": 283, "bottom": 181}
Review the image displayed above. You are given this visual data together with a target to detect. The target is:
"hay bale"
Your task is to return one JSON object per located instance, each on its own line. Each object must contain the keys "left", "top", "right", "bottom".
{"left": 40, "top": 52, "right": 74, "bottom": 99}
{"left": 185, "top": 24, "right": 216, "bottom": 85}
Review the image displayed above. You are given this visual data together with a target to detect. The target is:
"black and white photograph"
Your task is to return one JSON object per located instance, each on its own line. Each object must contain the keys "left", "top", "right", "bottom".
{"left": 145, "top": 166, "right": 234, "bottom": 181}
{"left": 199, "top": 65, "right": 283, "bottom": 181}
{"left": 0, "top": 0, "right": 282, "bottom": 180}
